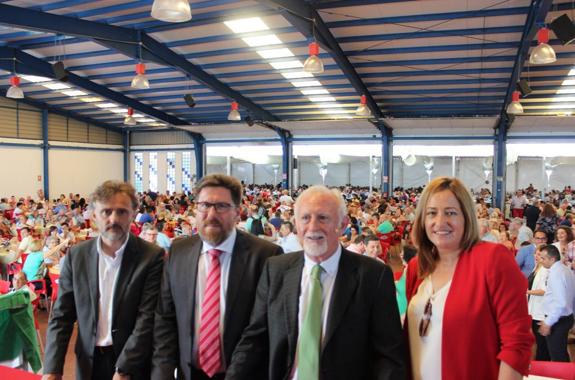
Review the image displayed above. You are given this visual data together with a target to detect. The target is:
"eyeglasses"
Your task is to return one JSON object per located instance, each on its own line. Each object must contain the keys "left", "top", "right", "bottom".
{"left": 197, "top": 202, "right": 235, "bottom": 213}
{"left": 534, "top": 236, "right": 547, "bottom": 241}
{"left": 419, "top": 297, "right": 432, "bottom": 337}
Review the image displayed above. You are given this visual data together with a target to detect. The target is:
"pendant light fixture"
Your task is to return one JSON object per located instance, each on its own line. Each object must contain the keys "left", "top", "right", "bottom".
{"left": 303, "top": 41, "right": 324, "bottom": 74}
{"left": 227, "top": 101, "right": 241, "bottom": 121}
{"left": 506, "top": 91, "right": 523, "bottom": 114}
{"left": 131, "top": 62, "right": 150, "bottom": 89}
{"left": 355, "top": 95, "right": 371, "bottom": 116}
{"left": 7, "top": 75, "right": 24, "bottom": 99}
{"left": 529, "top": 27, "right": 557, "bottom": 65}
{"left": 124, "top": 108, "right": 137, "bottom": 125}
{"left": 151, "top": 0, "right": 191, "bottom": 23}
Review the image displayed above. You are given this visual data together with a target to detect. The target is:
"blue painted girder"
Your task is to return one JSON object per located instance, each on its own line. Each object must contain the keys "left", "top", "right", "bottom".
{"left": 0, "top": 3, "right": 278, "bottom": 122}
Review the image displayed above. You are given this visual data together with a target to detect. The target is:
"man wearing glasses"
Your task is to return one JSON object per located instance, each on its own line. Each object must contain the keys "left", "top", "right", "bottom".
{"left": 516, "top": 230, "right": 547, "bottom": 278}
{"left": 152, "top": 174, "right": 283, "bottom": 380}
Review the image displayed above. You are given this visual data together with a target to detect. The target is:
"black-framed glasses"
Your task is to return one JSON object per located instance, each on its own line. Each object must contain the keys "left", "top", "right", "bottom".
{"left": 197, "top": 202, "right": 234, "bottom": 213}
{"left": 419, "top": 297, "right": 432, "bottom": 337}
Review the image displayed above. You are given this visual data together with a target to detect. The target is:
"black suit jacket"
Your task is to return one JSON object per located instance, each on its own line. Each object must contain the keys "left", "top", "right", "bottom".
{"left": 152, "top": 229, "right": 283, "bottom": 380}
{"left": 226, "top": 248, "right": 406, "bottom": 380}
{"left": 43, "top": 234, "right": 164, "bottom": 379}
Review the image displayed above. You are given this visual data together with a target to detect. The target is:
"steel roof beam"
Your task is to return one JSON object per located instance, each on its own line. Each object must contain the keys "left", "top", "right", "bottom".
{"left": 0, "top": 3, "right": 279, "bottom": 122}
{"left": 0, "top": 47, "right": 197, "bottom": 128}
{"left": 257, "top": 0, "right": 383, "bottom": 124}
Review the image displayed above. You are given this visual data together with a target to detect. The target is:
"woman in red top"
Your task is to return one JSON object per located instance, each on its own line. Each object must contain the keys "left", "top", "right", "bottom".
{"left": 405, "top": 177, "right": 533, "bottom": 380}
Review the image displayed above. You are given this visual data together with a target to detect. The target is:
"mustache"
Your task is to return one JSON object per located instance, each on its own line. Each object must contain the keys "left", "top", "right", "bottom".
{"left": 106, "top": 224, "right": 123, "bottom": 230}
{"left": 305, "top": 233, "right": 326, "bottom": 239}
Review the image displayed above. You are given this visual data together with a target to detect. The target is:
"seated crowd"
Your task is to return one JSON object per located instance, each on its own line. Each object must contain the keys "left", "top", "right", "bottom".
{"left": 1, "top": 179, "right": 575, "bottom": 378}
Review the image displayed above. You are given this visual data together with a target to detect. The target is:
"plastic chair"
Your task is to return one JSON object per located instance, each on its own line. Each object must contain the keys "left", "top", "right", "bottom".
{"left": 0, "top": 280, "right": 9, "bottom": 294}
{"left": 48, "top": 272, "right": 59, "bottom": 319}
{"left": 28, "top": 278, "right": 50, "bottom": 315}
{"left": 530, "top": 360, "right": 575, "bottom": 380}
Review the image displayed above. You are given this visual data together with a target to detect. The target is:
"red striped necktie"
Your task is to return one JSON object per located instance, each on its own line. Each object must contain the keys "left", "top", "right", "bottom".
{"left": 198, "top": 248, "right": 223, "bottom": 377}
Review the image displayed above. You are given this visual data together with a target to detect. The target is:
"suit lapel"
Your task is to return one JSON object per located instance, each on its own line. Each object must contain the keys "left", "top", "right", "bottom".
{"left": 188, "top": 237, "right": 203, "bottom": 329}
{"left": 283, "top": 254, "right": 304, "bottom": 361}
{"left": 112, "top": 235, "right": 138, "bottom": 325}
{"left": 322, "top": 249, "right": 358, "bottom": 352}
{"left": 224, "top": 230, "right": 249, "bottom": 330}
{"left": 88, "top": 240, "right": 99, "bottom": 324}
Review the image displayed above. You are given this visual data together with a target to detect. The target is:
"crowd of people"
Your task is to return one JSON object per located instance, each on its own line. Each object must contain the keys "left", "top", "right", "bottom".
{"left": 0, "top": 177, "right": 574, "bottom": 379}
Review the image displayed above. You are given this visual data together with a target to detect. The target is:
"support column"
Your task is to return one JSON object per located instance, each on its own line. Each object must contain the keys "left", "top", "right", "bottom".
{"left": 123, "top": 130, "right": 130, "bottom": 182}
{"left": 494, "top": 117, "right": 508, "bottom": 210}
{"left": 381, "top": 127, "right": 393, "bottom": 195}
{"left": 279, "top": 131, "right": 292, "bottom": 190}
{"left": 42, "top": 109, "right": 49, "bottom": 199}
{"left": 189, "top": 133, "right": 205, "bottom": 182}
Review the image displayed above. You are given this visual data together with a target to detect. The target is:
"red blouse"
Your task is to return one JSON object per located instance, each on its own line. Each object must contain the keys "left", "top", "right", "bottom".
{"left": 405, "top": 241, "right": 534, "bottom": 379}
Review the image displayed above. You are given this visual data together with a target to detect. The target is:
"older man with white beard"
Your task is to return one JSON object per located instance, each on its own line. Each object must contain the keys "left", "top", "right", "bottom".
{"left": 152, "top": 174, "right": 282, "bottom": 380}
{"left": 226, "top": 185, "right": 406, "bottom": 380}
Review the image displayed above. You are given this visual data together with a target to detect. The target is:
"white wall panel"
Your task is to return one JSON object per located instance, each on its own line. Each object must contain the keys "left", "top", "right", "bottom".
{"left": 254, "top": 164, "right": 277, "bottom": 185}
{"left": 350, "top": 161, "right": 369, "bottom": 186}
{"left": 458, "top": 157, "right": 488, "bottom": 191}
{"left": 206, "top": 164, "right": 226, "bottom": 176}
{"left": 516, "top": 157, "right": 545, "bottom": 190}
{"left": 232, "top": 163, "right": 254, "bottom": 184}
{"left": 0, "top": 146, "right": 43, "bottom": 198}
{"left": 49, "top": 149, "right": 123, "bottom": 197}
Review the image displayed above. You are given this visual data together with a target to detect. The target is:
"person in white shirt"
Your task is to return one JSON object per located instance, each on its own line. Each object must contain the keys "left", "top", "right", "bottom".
{"left": 539, "top": 244, "right": 575, "bottom": 362}
{"left": 527, "top": 245, "right": 550, "bottom": 360}
{"left": 277, "top": 221, "right": 302, "bottom": 253}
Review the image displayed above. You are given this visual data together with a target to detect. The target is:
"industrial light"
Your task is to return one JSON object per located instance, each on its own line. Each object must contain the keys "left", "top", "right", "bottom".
{"left": 303, "top": 42, "right": 324, "bottom": 74}
{"left": 506, "top": 91, "right": 524, "bottom": 114}
{"left": 6, "top": 76, "right": 24, "bottom": 99}
{"left": 151, "top": 0, "right": 191, "bottom": 23}
{"left": 124, "top": 108, "right": 137, "bottom": 126}
{"left": 355, "top": 95, "right": 371, "bottom": 116}
{"left": 131, "top": 63, "right": 150, "bottom": 89}
{"left": 530, "top": 27, "right": 557, "bottom": 65}
{"left": 227, "top": 101, "right": 241, "bottom": 121}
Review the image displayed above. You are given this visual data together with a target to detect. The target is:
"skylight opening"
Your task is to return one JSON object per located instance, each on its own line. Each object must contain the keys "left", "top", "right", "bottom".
{"left": 291, "top": 80, "right": 322, "bottom": 88}
{"left": 224, "top": 17, "right": 269, "bottom": 34}
{"left": 300, "top": 88, "right": 330, "bottom": 96}
{"left": 43, "top": 82, "right": 70, "bottom": 90}
{"left": 269, "top": 60, "right": 303, "bottom": 70}
{"left": 79, "top": 97, "right": 103, "bottom": 103}
{"left": 20, "top": 75, "right": 51, "bottom": 83}
{"left": 281, "top": 71, "right": 313, "bottom": 79}
{"left": 60, "top": 90, "right": 87, "bottom": 97}
{"left": 308, "top": 96, "right": 337, "bottom": 102}
{"left": 257, "top": 48, "right": 294, "bottom": 59}
{"left": 242, "top": 34, "right": 282, "bottom": 47}
{"left": 95, "top": 103, "right": 118, "bottom": 109}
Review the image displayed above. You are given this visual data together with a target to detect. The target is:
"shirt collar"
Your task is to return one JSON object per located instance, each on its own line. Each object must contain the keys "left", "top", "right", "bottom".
{"left": 202, "top": 228, "right": 237, "bottom": 255}
{"left": 96, "top": 232, "right": 130, "bottom": 260}
{"left": 303, "top": 244, "right": 342, "bottom": 277}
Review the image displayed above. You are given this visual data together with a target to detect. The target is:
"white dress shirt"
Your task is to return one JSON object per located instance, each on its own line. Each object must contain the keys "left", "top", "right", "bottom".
{"left": 278, "top": 233, "right": 302, "bottom": 254}
{"left": 192, "top": 228, "right": 236, "bottom": 370}
{"left": 95, "top": 233, "right": 129, "bottom": 347}
{"left": 544, "top": 261, "right": 575, "bottom": 326}
{"left": 528, "top": 267, "right": 548, "bottom": 321}
{"left": 292, "top": 245, "right": 341, "bottom": 380}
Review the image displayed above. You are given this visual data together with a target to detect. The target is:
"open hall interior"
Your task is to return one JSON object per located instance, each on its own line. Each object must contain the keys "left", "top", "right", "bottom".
{"left": 3, "top": 0, "right": 575, "bottom": 379}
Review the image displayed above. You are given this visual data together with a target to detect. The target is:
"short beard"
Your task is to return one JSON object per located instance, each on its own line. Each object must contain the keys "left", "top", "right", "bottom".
{"left": 199, "top": 224, "right": 231, "bottom": 246}
{"left": 303, "top": 235, "right": 328, "bottom": 257}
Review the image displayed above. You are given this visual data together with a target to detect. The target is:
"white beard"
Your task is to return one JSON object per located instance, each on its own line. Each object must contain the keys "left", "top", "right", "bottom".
{"left": 303, "top": 233, "right": 328, "bottom": 257}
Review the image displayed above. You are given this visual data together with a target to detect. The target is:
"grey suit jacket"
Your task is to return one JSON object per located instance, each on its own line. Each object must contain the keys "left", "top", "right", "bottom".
{"left": 43, "top": 234, "right": 164, "bottom": 380}
{"left": 152, "top": 229, "right": 283, "bottom": 380}
{"left": 226, "top": 248, "right": 407, "bottom": 380}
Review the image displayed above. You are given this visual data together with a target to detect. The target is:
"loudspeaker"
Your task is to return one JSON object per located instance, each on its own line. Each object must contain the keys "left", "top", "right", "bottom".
{"left": 516, "top": 79, "right": 532, "bottom": 97}
{"left": 52, "top": 61, "right": 68, "bottom": 82}
{"left": 244, "top": 116, "right": 254, "bottom": 127}
{"left": 183, "top": 94, "right": 196, "bottom": 108}
{"left": 293, "top": 158, "right": 298, "bottom": 169}
{"left": 549, "top": 14, "right": 575, "bottom": 45}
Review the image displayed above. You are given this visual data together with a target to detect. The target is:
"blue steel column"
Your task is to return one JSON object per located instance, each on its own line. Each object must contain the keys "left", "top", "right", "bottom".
{"left": 42, "top": 109, "right": 49, "bottom": 199}
{"left": 381, "top": 127, "right": 392, "bottom": 196}
{"left": 494, "top": 118, "right": 508, "bottom": 210}
{"left": 123, "top": 130, "right": 130, "bottom": 182}
{"left": 280, "top": 131, "right": 291, "bottom": 190}
{"left": 190, "top": 133, "right": 205, "bottom": 181}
